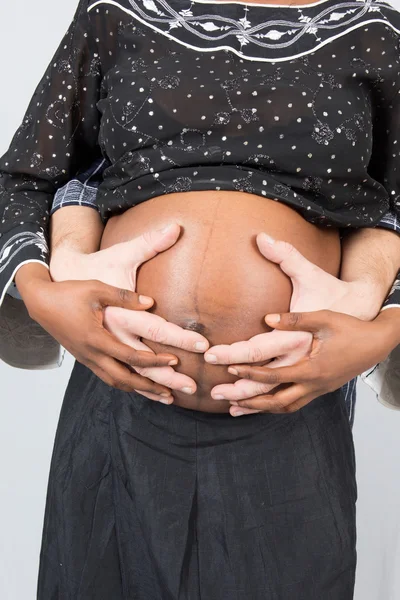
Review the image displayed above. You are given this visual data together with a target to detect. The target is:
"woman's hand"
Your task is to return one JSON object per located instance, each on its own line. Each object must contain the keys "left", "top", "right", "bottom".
{"left": 227, "top": 308, "right": 398, "bottom": 415}
{"left": 50, "top": 223, "right": 209, "bottom": 402}
{"left": 16, "top": 263, "right": 177, "bottom": 399}
{"left": 206, "top": 233, "right": 386, "bottom": 415}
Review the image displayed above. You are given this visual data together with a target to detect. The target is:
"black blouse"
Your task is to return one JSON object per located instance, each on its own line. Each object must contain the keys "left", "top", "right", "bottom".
{"left": 0, "top": 0, "right": 399, "bottom": 405}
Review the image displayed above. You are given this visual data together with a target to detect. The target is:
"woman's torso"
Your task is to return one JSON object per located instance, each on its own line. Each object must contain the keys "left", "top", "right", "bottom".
{"left": 100, "top": 191, "right": 341, "bottom": 412}
{"left": 89, "top": 0, "right": 393, "bottom": 410}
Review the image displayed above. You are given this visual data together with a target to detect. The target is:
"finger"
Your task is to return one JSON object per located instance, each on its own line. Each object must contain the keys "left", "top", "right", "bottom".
{"left": 115, "top": 335, "right": 156, "bottom": 355}
{"left": 264, "top": 310, "right": 333, "bottom": 333}
{"left": 230, "top": 392, "right": 316, "bottom": 416}
{"left": 275, "top": 392, "right": 319, "bottom": 413}
{"left": 210, "top": 348, "right": 310, "bottom": 401}
{"left": 120, "top": 336, "right": 197, "bottom": 394}
{"left": 229, "top": 406, "right": 261, "bottom": 417}
{"left": 235, "top": 384, "right": 310, "bottom": 412}
{"left": 135, "top": 364, "right": 197, "bottom": 394}
{"left": 87, "top": 360, "right": 172, "bottom": 401}
{"left": 90, "top": 356, "right": 173, "bottom": 397}
{"left": 211, "top": 378, "right": 277, "bottom": 401}
{"left": 104, "top": 307, "right": 209, "bottom": 353}
{"left": 133, "top": 389, "right": 175, "bottom": 403}
{"left": 129, "top": 223, "right": 180, "bottom": 267}
{"left": 256, "top": 234, "right": 322, "bottom": 283}
{"left": 228, "top": 360, "right": 314, "bottom": 385}
{"left": 93, "top": 280, "right": 155, "bottom": 312}
{"left": 204, "top": 330, "right": 300, "bottom": 365}
{"left": 92, "top": 328, "right": 178, "bottom": 368}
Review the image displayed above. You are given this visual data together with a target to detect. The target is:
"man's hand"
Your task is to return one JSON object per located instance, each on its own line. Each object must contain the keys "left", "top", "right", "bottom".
{"left": 50, "top": 223, "right": 209, "bottom": 402}
{"left": 206, "top": 233, "right": 388, "bottom": 415}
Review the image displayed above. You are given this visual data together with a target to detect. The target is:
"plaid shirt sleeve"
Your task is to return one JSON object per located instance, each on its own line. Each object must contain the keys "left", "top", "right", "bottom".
{"left": 49, "top": 157, "right": 108, "bottom": 215}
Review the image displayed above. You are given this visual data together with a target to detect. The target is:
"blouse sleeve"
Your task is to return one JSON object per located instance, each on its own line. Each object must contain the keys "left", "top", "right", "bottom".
{"left": 0, "top": 0, "right": 103, "bottom": 369}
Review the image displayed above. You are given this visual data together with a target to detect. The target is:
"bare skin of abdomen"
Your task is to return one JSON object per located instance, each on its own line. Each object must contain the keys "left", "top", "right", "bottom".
{"left": 100, "top": 191, "right": 341, "bottom": 412}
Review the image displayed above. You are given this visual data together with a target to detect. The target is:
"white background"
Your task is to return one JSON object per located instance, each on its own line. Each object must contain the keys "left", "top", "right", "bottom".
{"left": 0, "top": 1, "right": 400, "bottom": 598}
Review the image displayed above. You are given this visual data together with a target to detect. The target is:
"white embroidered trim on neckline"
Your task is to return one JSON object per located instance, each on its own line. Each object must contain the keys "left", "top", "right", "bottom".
{"left": 192, "top": 0, "right": 334, "bottom": 8}
{"left": 88, "top": 0, "right": 400, "bottom": 63}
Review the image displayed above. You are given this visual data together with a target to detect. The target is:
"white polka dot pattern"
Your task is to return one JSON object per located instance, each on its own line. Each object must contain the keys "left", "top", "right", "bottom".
{"left": 0, "top": 0, "right": 400, "bottom": 381}
{"left": 0, "top": 0, "right": 102, "bottom": 300}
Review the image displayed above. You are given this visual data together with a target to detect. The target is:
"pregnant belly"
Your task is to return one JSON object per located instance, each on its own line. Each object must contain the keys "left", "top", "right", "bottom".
{"left": 100, "top": 191, "right": 341, "bottom": 412}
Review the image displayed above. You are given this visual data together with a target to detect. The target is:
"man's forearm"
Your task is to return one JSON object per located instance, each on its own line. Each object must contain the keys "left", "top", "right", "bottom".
{"left": 340, "top": 227, "right": 400, "bottom": 317}
{"left": 50, "top": 206, "right": 104, "bottom": 254}
{"left": 374, "top": 306, "right": 400, "bottom": 350}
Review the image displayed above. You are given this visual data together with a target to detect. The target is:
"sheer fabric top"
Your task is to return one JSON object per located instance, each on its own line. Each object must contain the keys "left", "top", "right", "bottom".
{"left": 1, "top": 0, "right": 400, "bottom": 274}
{"left": 0, "top": 0, "right": 399, "bottom": 407}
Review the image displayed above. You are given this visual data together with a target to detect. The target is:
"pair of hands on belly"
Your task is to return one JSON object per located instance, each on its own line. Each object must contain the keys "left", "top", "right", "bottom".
{"left": 50, "top": 224, "right": 389, "bottom": 415}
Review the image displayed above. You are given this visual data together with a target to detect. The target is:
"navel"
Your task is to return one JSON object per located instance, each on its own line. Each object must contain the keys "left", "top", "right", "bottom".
{"left": 181, "top": 319, "right": 208, "bottom": 336}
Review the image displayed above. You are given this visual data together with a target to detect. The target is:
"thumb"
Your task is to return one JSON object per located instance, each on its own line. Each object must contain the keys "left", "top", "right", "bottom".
{"left": 256, "top": 233, "right": 322, "bottom": 282}
{"left": 92, "top": 280, "right": 155, "bottom": 312}
{"left": 264, "top": 310, "right": 335, "bottom": 333}
{"left": 124, "top": 223, "right": 181, "bottom": 266}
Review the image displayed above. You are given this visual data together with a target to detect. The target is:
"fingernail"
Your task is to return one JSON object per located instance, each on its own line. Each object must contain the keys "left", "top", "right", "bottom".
{"left": 232, "top": 411, "right": 244, "bottom": 417}
{"left": 161, "top": 392, "right": 171, "bottom": 397}
{"left": 265, "top": 314, "right": 280, "bottom": 323}
{"left": 230, "top": 401, "right": 239, "bottom": 406}
{"left": 205, "top": 354, "right": 217, "bottom": 364}
{"left": 159, "top": 223, "right": 173, "bottom": 234}
{"left": 181, "top": 387, "right": 194, "bottom": 395}
{"left": 168, "top": 359, "right": 178, "bottom": 366}
{"left": 228, "top": 367, "right": 239, "bottom": 376}
{"left": 139, "top": 295, "right": 153, "bottom": 304}
{"left": 213, "top": 394, "right": 225, "bottom": 400}
{"left": 159, "top": 397, "right": 173, "bottom": 405}
{"left": 262, "top": 233, "right": 275, "bottom": 245}
{"left": 195, "top": 342, "right": 208, "bottom": 351}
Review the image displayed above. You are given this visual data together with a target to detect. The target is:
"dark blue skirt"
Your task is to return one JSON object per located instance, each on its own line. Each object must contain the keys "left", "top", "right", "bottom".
{"left": 37, "top": 361, "right": 357, "bottom": 599}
